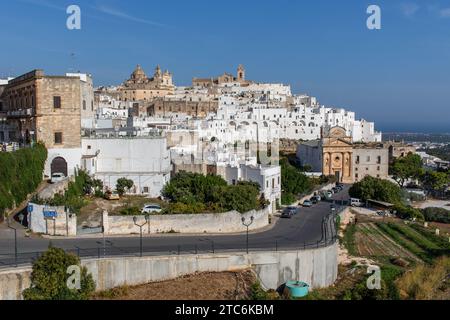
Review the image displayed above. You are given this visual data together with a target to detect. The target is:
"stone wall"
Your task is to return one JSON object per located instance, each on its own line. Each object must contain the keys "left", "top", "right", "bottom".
{"left": 0, "top": 244, "right": 338, "bottom": 300}
{"left": 28, "top": 203, "right": 77, "bottom": 236}
{"left": 104, "top": 206, "right": 270, "bottom": 235}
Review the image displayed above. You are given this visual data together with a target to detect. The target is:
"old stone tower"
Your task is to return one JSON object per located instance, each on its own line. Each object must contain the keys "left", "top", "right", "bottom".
{"left": 237, "top": 64, "right": 245, "bottom": 82}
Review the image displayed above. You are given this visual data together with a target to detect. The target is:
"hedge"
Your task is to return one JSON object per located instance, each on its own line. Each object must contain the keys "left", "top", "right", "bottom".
{"left": 0, "top": 143, "right": 47, "bottom": 220}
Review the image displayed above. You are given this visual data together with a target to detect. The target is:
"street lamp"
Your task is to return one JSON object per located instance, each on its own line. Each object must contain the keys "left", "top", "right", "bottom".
{"left": 7, "top": 218, "right": 18, "bottom": 267}
{"left": 133, "top": 215, "right": 149, "bottom": 257}
{"left": 241, "top": 216, "right": 254, "bottom": 254}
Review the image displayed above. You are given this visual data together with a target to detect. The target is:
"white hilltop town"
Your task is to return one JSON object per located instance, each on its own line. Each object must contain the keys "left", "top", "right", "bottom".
{"left": 0, "top": 64, "right": 391, "bottom": 214}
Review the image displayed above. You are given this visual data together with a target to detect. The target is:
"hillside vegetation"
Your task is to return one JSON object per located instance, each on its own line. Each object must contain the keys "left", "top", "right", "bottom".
{"left": 0, "top": 144, "right": 47, "bottom": 220}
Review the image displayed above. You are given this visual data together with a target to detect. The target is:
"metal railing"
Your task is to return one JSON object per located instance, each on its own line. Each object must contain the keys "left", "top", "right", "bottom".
{"left": 0, "top": 206, "right": 345, "bottom": 270}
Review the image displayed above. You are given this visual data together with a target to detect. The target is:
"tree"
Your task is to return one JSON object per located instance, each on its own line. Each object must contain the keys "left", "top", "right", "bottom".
{"left": 391, "top": 153, "right": 423, "bottom": 187}
{"left": 116, "top": 178, "right": 134, "bottom": 196}
{"left": 420, "top": 170, "right": 449, "bottom": 192}
{"left": 349, "top": 176, "right": 402, "bottom": 204}
{"left": 161, "top": 172, "right": 261, "bottom": 214}
{"left": 23, "top": 247, "right": 95, "bottom": 300}
{"left": 280, "top": 158, "right": 313, "bottom": 204}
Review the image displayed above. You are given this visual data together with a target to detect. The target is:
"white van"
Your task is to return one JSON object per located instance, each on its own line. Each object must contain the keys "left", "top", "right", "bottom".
{"left": 350, "top": 198, "right": 363, "bottom": 207}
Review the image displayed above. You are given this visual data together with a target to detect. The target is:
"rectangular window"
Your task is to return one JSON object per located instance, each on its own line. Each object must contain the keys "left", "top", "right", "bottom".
{"left": 53, "top": 96, "right": 61, "bottom": 109}
{"left": 367, "top": 156, "right": 371, "bottom": 162}
{"left": 377, "top": 156, "right": 381, "bottom": 164}
{"left": 143, "top": 187, "right": 149, "bottom": 193}
{"left": 83, "top": 100, "right": 86, "bottom": 110}
{"left": 54, "top": 132, "right": 63, "bottom": 144}
{"left": 356, "top": 156, "right": 360, "bottom": 164}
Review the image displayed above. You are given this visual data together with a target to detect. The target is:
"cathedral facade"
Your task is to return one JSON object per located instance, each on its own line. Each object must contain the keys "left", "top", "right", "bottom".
{"left": 119, "top": 65, "right": 175, "bottom": 102}
{"left": 192, "top": 65, "right": 252, "bottom": 88}
{"left": 296, "top": 127, "right": 389, "bottom": 183}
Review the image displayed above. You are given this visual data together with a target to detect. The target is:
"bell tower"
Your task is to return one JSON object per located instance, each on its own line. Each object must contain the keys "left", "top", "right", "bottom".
{"left": 237, "top": 64, "right": 245, "bottom": 82}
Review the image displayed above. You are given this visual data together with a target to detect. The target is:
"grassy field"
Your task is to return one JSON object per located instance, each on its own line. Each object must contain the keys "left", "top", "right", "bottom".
{"left": 307, "top": 215, "right": 450, "bottom": 300}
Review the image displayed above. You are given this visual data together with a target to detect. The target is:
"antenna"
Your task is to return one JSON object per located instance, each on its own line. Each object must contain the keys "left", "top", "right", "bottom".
{"left": 69, "top": 52, "right": 76, "bottom": 73}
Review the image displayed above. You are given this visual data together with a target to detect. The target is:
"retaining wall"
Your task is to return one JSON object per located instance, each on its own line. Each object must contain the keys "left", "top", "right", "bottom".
{"left": 0, "top": 243, "right": 338, "bottom": 300}
{"left": 104, "top": 206, "right": 270, "bottom": 235}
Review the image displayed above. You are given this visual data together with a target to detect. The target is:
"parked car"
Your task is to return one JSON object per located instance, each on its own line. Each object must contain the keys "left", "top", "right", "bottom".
{"left": 310, "top": 197, "right": 318, "bottom": 204}
{"left": 105, "top": 191, "right": 120, "bottom": 200}
{"left": 303, "top": 200, "right": 313, "bottom": 207}
{"left": 350, "top": 198, "right": 363, "bottom": 207}
{"left": 281, "top": 206, "right": 297, "bottom": 218}
{"left": 142, "top": 203, "right": 162, "bottom": 214}
{"left": 50, "top": 172, "right": 66, "bottom": 184}
{"left": 332, "top": 187, "right": 340, "bottom": 193}
{"left": 322, "top": 191, "right": 333, "bottom": 199}
{"left": 312, "top": 195, "right": 321, "bottom": 202}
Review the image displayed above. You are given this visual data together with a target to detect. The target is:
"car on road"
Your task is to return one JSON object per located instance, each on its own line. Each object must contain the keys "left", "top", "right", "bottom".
{"left": 302, "top": 200, "right": 313, "bottom": 207}
{"left": 332, "top": 187, "right": 340, "bottom": 193}
{"left": 322, "top": 190, "right": 333, "bottom": 199}
{"left": 281, "top": 206, "right": 297, "bottom": 218}
{"left": 50, "top": 172, "right": 66, "bottom": 184}
{"left": 142, "top": 203, "right": 162, "bottom": 214}
{"left": 312, "top": 195, "right": 321, "bottom": 202}
{"left": 310, "top": 197, "right": 318, "bottom": 204}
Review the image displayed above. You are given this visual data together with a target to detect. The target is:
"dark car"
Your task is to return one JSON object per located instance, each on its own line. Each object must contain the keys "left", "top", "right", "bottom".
{"left": 310, "top": 197, "right": 318, "bottom": 204}
{"left": 332, "top": 187, "right": 340, "bottom": 193}
{"left": 281, "top": 207, "right": 296, "bottom": 218}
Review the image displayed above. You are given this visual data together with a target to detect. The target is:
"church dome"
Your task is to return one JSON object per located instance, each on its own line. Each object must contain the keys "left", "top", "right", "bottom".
{"left": 131, "top": 64, "right": 147, "bottom": 80}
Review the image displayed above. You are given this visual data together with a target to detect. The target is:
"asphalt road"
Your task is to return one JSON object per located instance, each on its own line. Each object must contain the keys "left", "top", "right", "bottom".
{"left": 0, "top": 186, "right": 350, "bottom": 267}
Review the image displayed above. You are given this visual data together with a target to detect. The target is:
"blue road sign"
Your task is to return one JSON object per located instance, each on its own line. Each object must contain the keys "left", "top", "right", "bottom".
{"left": 43, "top": 210, "right": 58, "bottom": 219}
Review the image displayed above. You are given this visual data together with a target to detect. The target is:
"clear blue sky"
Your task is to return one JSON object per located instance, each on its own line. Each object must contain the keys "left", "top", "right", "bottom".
{"left": 1, "top": 0, "right": 450, "bottom": 132}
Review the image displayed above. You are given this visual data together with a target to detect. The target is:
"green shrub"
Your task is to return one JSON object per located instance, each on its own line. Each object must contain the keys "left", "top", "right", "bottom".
{"left": 116, "top": 178, "right": 134, "bottom": 196}
{"left": 119, "top": 206, "right": 141, "bottom": 216}
{"left": 33, "top": 169, "right": 91, "bottom": 214}
{"left": 394, "top": 205, "right": 424, "bottom": 221}
{"left": 280, "top": 158, "right": 313, "bottom": 200}
{"left": 421, "top": 207, "right": 450, "bottom": 224}
{"left": 349, "top": 176, "right": 403, "bottom": 204}
{"left": 23, "top": 247, "right": 95, "bottom": 300}
{"left": 161, "top": 172, "right": 261, "bottom": 214}
{"left": 0, "top": 143, "right": 47, "bottom": 219}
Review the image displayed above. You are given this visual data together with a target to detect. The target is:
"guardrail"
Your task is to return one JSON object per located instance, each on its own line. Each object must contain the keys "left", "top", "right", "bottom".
{"left": 0, "top": 206, "right": 346, "bottom": 270}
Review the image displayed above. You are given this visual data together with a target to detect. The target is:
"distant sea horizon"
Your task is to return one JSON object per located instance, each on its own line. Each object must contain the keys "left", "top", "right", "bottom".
{"left": 377, "top": 123, "right": 450, "bottom": 135}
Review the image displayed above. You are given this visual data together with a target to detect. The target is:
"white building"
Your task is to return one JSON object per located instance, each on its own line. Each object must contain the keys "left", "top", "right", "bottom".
{"left": 222, "top": 164, "right": 281, "bottom": 213}
{"left": 81, "top": 134, "right": 171, "bottom": 197}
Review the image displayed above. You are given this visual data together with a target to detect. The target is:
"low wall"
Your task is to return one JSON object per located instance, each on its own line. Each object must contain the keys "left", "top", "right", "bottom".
{"left": 28, "top": 203, "right": 77, "bottom": 236}
{"left": 0, "top": 243, "right": 338, "bottom": 300}
{"left": 104, "top": 206, "right": 270, "bottom": 235}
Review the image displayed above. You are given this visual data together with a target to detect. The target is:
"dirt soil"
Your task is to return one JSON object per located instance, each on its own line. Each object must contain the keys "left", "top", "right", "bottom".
{"left": 93, "top": 270, "right": 257, "bottom": 300}
{"left": 78, "top": 196, "right": 164, "bottom": 227}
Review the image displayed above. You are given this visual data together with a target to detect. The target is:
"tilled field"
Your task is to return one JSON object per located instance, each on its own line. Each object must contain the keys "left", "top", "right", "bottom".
{"left": 355, "top": 223, "right": 422, "bottom": 262}
{"left": 93, "top": 270, "right": 257, "bottom": 300}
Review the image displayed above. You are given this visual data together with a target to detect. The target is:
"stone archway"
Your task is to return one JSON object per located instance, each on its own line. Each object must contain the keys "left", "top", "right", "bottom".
{"left": 51, "top": 157, "right": 68, "bottom": 177}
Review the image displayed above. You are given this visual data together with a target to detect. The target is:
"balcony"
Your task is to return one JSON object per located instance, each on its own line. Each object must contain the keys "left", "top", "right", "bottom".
{"left": 6, "top": 108, "right": 35, "bottom": 118}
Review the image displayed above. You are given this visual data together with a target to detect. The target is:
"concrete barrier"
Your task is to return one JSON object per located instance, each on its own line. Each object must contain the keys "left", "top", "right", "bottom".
{"left": 0, "top": 243, "right": 338, "bottom": 300}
